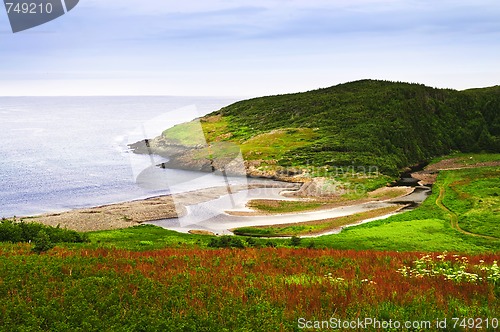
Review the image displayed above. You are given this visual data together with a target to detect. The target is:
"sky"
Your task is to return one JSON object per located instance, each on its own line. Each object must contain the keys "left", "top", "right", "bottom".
{"left": 0, "top": 0, "right": 500, "bottom": 97}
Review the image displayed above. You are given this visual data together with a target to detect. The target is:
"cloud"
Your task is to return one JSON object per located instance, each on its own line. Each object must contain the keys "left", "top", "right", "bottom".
{"left": 1, "top": 0, "right": 500, "bottom": 96}
{"left": 77, "top": 0, "right": 500, "bottom": 43}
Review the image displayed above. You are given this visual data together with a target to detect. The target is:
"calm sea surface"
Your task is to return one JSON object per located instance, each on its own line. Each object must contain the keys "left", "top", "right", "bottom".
{"left": 0, "top": 96, "right": 240, "bottom": 218}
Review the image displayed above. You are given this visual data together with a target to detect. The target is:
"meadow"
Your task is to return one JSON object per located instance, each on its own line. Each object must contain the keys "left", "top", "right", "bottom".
{"left": 0, "top": 245, "right": 498, "bottom": 331}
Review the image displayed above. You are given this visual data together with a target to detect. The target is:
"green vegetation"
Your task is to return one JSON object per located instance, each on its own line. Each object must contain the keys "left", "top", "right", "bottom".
{"left": 161, "top": 120, "right": 207, "bottom": 147}
{"left": 440, "top": 167, "right": 499, "bottom": 238}
{"left": 0, "top": 246, "right": 498, "bottom": 330}
{"left": 159, "top": 80, "right": 500, "bottom": 178}
{"left": 208, "top": 235, "right": 244, "bottom": 248}
{"left": 314, "top": 166, "right": 500, "bottom": 253}
{"left": 233, "top": 206, "right": 402, "bottom": 237}
{"left": 0, "top": 219, "right": 88, "bottom": 245}
{"left": 239, "top": 128, "right": 318, "bottom": 161}
{"left": 247, "top": 199, "right": 324, "bottom": 214}
{"left": 31, "top": 230, "right": 55, "bottom": 254}
{"left": 87, "top": 225, "right": 213, "bottom": 250}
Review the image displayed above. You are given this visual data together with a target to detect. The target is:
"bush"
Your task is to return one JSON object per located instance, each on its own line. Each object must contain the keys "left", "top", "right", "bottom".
{"left": 0, "top": 220, "right": 22, "bottom": 243}
{"left": 245, "top": 237, "right": 259, "bottom": 248}
{"left": 32, "top": 230, "right": 55, "bottom": 254}
{"left": 290, "top": 236, "right": 302, "bottom": 247}
{"left": 208, "top": 235, "right": 245, "bottom": 248}
{"left": 0, "top": 220, "right": 89, "bottom": 244}
{"left": 265, "top": 240, "right": 277, "bottom": 248}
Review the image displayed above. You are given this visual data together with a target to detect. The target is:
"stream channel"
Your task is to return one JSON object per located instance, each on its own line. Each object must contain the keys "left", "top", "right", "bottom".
{"left": 147, "top": 170, "right": 432, "bottom": 236}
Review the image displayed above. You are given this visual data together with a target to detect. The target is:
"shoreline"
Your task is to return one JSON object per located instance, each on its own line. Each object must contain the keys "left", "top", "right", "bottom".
{"left": 23, "top": 182, "right": 300, "bottom": 232}
{"left": 20, "top": 179, "right": 421, "bottom": 234}
{"left": 140, "top": 185, "right": 421, "bottom": 236}
{"left": 17, "top": 170, "right": 436, "bottom": 234}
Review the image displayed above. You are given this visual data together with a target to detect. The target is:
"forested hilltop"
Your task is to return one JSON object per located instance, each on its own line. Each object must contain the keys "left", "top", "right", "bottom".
{"left": 136, "top": 80, "right": 500, "bottom": 177}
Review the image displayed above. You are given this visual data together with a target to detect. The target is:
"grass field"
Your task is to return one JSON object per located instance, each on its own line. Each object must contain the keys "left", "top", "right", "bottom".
{"left": 440, "top": 168, "right": 499, "bottom": 238}
{"left": 0, "top": 246, "right": 498, "bottom": 331}
{"left": 313, "top": 166, "right": 500, "bottom": 253}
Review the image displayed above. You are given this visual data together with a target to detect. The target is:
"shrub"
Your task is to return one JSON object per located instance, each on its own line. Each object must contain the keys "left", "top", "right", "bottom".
{"left": 290, "top": 236, "right": 302, "bottom": 247}
{"left": 208, "top": 235, "right": 245, "bottom": 248}
{"left": 245, "top": 237, "right": 259, "bottom": 247}
{"left": 32, "top": 230, "right": 55, "bottom": 254}
{"left": 265, "top": 240, "right": 277, "bottom": 248}
{"left": 0, "top": 220, "right": 22, "bottom": 243}
{"left": 0, "top": 220, "right": 89, "bottom": 244}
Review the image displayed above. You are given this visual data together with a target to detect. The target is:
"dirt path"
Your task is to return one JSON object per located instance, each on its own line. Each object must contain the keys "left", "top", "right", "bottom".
{"left": 435, "top": 186, "right": 498, "bottom": 240}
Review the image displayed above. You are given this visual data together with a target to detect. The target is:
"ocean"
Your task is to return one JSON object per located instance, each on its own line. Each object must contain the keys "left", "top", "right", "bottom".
{"left": 0, "top": 96, "right": 240, "bottom": 218}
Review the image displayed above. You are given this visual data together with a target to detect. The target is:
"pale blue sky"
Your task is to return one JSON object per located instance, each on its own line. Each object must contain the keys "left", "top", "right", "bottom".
{"left": 1, "top": 0, "right": 499, "bottom": 96}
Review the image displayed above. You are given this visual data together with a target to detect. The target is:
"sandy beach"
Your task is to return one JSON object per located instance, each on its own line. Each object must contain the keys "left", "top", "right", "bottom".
{"left": 25, "top": 182, "right": 299, "bottom": 232}
{"left": 23, "top": 179, "right": 419, "bottom": 234}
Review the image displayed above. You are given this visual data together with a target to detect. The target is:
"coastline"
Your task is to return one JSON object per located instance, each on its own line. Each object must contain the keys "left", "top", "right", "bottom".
{"left": 25, "top": 181, "right": 418, "bottom": 236}
{"left": 24, "top": 182, "right": 299, "bottom": 232}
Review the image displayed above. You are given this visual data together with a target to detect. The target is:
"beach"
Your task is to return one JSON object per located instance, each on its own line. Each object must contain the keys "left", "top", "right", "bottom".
{"left": 24, "top": 179, "right": 421, "bottom": 235}
{"left": 26, "top": 182, "right": 300, "bottom": 232}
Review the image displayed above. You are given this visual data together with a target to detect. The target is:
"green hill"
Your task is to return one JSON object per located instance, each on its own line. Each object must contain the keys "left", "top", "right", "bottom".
{"left": 137, "top": 80, "right": 500, "bottom": 178}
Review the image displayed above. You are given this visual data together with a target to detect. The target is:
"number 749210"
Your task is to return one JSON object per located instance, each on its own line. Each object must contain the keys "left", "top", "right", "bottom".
{"left": 452, "top": 318, "right": 499, "bottom": 329}
{"left": 5, "top": 2, "right": 54, "bottom": 14}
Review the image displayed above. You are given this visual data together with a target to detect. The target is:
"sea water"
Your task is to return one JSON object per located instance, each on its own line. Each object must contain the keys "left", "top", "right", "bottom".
{"left": 0, "top": 96, "right": 239, "bottom": 218}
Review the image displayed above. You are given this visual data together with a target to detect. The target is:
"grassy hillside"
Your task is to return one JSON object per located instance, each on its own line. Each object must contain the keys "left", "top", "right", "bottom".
{"left": 314, "top": 165, "right": 500, "bottom": 253}
{"left": 157, "top": 80, "right": 499, "bottom": 177}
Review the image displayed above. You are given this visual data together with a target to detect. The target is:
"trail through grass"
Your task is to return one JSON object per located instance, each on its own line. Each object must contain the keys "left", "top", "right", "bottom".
{"left": 436, "top": 186, "right": 498, "bottom": 240}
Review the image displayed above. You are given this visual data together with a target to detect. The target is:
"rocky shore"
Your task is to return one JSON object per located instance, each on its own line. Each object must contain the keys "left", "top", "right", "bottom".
{"left": 129, "top": 137, "right": 308, "bottom": 182}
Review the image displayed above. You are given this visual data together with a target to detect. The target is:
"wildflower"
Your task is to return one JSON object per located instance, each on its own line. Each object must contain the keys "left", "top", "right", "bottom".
{"left": 437, "top": 253, "right": 447, "bottom": 261}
